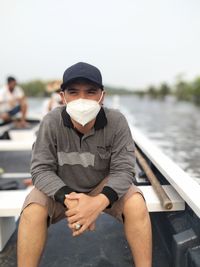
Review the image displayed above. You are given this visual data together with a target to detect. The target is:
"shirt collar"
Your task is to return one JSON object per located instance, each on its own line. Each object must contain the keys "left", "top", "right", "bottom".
{"left": 61, "top": 106, "right": 107, "bottom": 130}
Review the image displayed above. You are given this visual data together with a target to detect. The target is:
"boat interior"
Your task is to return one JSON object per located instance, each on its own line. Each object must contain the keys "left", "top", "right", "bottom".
{"left": 0, "top": 120, "right": 200, "bottom": 267}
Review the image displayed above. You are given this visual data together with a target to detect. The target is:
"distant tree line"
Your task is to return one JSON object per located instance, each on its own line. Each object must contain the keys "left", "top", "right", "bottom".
{"left": 175, "top": 77, "right": 200, "bottom": 105}
{"left": 20, "top": 76, "right": 200, "bottom": 105}
{"left": 20, "top": 80, "right": 47, "bottom": 97}
{"left": 135, "top": 76, "right": 200, "bottom": 106}
{"left": 19, "top": 80, "right": 136, "bottom": 97}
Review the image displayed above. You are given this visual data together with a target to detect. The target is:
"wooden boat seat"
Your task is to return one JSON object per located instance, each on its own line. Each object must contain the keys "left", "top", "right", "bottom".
{"left": 0, "top": 184, "right": 185, "bottom": 251}
{"left": 0, "top": 187, "right": 32, "bottom": 251}
{"left": 138, "top": 185, "right": 185, "bottom": 212}
{"left": 0, "top": 187, "right": 33, "bottom": 217}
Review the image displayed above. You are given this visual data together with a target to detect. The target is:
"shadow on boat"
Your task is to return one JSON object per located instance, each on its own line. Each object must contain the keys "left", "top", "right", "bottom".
{"left": 0, "top": 213, "right": 171, "bottom": 267}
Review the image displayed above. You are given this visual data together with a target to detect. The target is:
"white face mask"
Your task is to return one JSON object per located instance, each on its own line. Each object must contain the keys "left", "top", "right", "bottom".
{"left": 64, "top": 92, "right": 104, "bottom": 127}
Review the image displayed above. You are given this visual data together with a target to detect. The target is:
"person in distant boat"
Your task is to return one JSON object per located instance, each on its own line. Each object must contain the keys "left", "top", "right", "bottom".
{"left": 18, "top": 62, "right": 152, "bottom": 267}
{"left": 46, "top": 90, "right": 62, "bottom": 111}
{"left": 42, "top": 80, "right": 63, "bottom": 116}
{"left": 0, "top": 76, "right": 28, "bottom": 127}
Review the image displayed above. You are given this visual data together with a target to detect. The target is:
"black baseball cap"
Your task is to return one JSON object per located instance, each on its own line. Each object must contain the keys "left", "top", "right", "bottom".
{"left": 61, "top": 62, "right": 104, "bottom": 91}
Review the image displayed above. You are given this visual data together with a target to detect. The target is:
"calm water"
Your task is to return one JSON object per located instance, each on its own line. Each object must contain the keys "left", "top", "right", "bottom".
{"left": 29, "top": 95, "right": 200, "bottom": 182}
{"left": 108, "top": 95, "right": 200, "bottom": 182}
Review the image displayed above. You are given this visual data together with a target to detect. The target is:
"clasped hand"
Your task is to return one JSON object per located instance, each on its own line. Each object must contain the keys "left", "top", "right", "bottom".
{"left": 64, "top": 192, "right": 109, "bottom": 237}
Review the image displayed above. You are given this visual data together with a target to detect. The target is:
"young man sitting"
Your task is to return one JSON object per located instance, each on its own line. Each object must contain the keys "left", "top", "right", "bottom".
{"left": 17, "top": 62, "right": 152, "bottom": 267}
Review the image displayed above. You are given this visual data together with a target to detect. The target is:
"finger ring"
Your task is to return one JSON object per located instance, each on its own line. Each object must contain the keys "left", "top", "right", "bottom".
{"left": 75, "top": 223, "right": 81, "bottom": 230}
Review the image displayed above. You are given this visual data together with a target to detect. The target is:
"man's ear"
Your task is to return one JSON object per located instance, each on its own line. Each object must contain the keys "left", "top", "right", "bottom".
{"left": 60, "top": 91, "right": 66, "bottom": 104}
{"left": 100, "top": 90, "right": 106, "bottom": 106}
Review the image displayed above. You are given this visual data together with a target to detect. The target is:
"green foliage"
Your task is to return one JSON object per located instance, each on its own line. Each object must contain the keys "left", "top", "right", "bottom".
{"left": 19, "top": 80, "right": 47, "bottom": 97}
{"left": 173, "top": 76, "right": 200, "bottom": 105}
{"left": 105, "top": 86, "right": 135, "bottom": 95}
{"left": 192, "top": 77, "right": 200, "bottom": 105}
{"left": 174, "top": 80, "right": 192, "bottom": 101}
{"left": 143, "top": 76, "right": 200, "bottom": 106}
{"left": 147, "top": 86, "right": 159, "bottom": 98}
{"left": 145, "top": 83, "right": 170, "bottom": 99}
{"left": 159, "top": 83, "right": 171, "bottom": 98}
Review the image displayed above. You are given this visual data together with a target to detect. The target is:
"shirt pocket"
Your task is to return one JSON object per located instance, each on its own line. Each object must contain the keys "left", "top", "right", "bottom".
{"left": 94, "top": 146, "right": 111, "bottom": 171}
{"left": 125, "top": 143, "right": 135, "bottom": 152}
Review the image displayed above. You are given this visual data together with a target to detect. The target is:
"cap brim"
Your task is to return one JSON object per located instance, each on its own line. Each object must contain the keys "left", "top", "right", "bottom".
{"left": 61, "top": 77, "right": 103, "bottom": 90}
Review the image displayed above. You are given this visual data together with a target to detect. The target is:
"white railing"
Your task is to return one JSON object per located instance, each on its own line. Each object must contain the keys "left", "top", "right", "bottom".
{"left": 130, "top": 125, "right": 200, "bottom": 218}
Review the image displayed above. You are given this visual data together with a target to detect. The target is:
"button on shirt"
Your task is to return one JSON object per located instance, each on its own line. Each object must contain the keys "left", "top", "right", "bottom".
{"left": 31, "top": 106, "right": 136, "bottom": 207}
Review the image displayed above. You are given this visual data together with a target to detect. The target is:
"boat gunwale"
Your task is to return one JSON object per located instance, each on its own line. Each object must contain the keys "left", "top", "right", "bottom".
{"left": 130, "top": 124, "right": 200, "bottom": 218}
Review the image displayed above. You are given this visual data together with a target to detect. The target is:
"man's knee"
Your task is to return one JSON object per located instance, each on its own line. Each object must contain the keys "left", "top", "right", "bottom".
{"left": 20, "top": 203, "right": 49, "bottom": 224}
{"left": 123, "top": 193, "right": 148, "bottom": 219}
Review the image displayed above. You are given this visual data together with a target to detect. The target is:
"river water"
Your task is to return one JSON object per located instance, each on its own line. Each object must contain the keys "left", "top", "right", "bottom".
{"left": 29, "top": 95, "right": 200, "bottom": 182}
{"left": 107, "top": 95, "right": 200, "bottom": 182}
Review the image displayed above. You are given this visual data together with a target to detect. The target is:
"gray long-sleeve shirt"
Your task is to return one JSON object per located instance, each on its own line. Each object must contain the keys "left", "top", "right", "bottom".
{"left": 31, "top": 106, "right": 136, "bottom": 204}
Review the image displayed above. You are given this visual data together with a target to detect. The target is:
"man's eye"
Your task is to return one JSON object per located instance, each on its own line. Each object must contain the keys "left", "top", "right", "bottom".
{"left": 88, "top": 91, "right": 96, "bottom": 94}
{"left": 69, "top": 91, "right": 77, "bottom": 95}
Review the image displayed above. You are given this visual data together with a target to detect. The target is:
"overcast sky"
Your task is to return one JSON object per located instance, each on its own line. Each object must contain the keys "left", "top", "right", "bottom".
{"left": 0, "top": 0, "right": 200, "bottom": 89}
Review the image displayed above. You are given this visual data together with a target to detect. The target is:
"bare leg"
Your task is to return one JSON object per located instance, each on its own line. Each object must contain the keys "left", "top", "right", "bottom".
{"left": 17, "top": 203, "right": 48, "bottom": 267}
{"left": 123, "top": 193, "right": 152, "bottom": 267}
{"left": 19, "top": 98, "right": 28, "bottom": 126}
{"left": 21, "top": 102, "right": 27, "bottom": 121}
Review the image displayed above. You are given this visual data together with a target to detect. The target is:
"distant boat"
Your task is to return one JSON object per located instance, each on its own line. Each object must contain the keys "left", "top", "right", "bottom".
{"left": 0, "top": 114, "right": 39, "bottom": 146}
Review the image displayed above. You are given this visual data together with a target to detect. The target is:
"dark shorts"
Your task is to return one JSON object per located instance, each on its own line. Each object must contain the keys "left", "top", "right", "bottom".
{"left": 21, "top": 177, "right": 144, "bottom": 225}
{"left": 8, "top": 105, "right": 21, "bottom": 117}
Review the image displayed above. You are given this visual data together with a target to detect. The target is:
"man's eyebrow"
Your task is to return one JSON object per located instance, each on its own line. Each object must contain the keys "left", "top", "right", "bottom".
{"left": 86, "top": 86, "right": 99, "bottom": 91}
{"left": 67, "top": 87, "right": 79, "bottom": 91}
{"left": 66, "top": 86, "right": 100, "bottom": 92}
